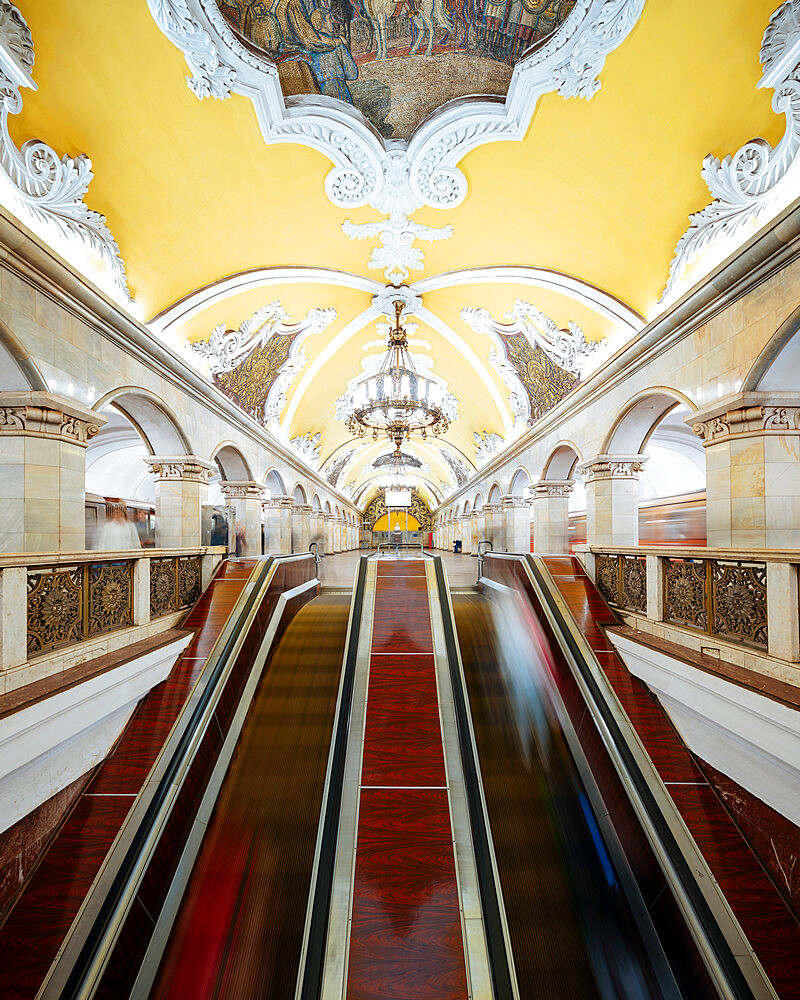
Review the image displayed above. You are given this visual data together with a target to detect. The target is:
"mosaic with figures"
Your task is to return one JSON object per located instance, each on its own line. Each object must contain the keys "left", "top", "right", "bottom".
{"left": 217, "top": 0, "right": 574, "bottom": 138}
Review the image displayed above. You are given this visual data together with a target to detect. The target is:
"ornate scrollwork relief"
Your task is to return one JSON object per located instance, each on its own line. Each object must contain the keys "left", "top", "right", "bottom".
{"left": 27, "top": 565, "right": 83, "bottom": 655}
{"left": 462, "top": 300, "right": 603, "bottom": 427}
{"left": 692, "top": 403, "right": 800, "bottom": 444}
{"left": 0, "top": 398, "right": 103, "bottom": 444}
{"left": 664, "top": 558, "right": 708, "bottom": 632}
{"left": 712, "top": 561, "right": 768, "bottom": 648}
{"left": 0, "top": 3, "right": 131, "bottom": 300}
{"left": 87, "top": 561, "right": 134, "bottom": 637}
{"left": 620, "top": 554, "right": 647, "bottom": 613}
{"left": 595, "top": 553, "right": 620, "bottom": 606}
{"left": 177, "top": 554, "right": 202, "bottom": 608}
{"left": 290, "top": 431, "right": 321, "bottom": 467}
{"left": 664, "top": 1, "right": 800, "bottom": 301}
{"left": 150, "top": 557, "right": 178, "bottom": 617}
{"left": 473, "top": 430, "right": 504, "bottom": 465}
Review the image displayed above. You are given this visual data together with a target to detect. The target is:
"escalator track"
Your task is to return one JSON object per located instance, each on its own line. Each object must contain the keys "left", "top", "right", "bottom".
{"left": 149, "top": 594, "right": 350, "bottom": 1000}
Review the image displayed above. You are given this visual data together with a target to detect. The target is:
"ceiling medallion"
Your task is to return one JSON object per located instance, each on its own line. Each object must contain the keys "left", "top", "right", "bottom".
{"left": 149, "top": 0, "right": 645, "bottom": 282}
{"left": 339, "top": 299, "right": 456, "bottom": 446}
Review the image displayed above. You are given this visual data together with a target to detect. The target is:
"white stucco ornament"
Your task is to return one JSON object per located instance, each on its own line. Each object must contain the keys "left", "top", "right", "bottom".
{"left": 664, "top": 0, "right": 800, "bottom": 300}
{"left": 148, "top": 0, "right": 645, "bottom": 280}
{"left": 0, "top": 2, "right": 131, "bottom": 300}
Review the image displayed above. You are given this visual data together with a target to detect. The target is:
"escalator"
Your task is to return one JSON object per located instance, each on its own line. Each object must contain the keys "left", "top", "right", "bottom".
{"left": 147, "top": 594, "right": 351, "bottom": 1000}
{"left": 15, "top": 552, "right": 791, "bottom": 999}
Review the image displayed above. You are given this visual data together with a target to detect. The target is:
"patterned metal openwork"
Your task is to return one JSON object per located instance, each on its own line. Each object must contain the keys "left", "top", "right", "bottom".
{"left": 594, "top": 553, "right": 646, "bottom": 613}
{"left": 28, "top": 561, "right": 134, "bottom": 657}
{"left": 663, "top": 558, "right": 708, "bottom": 631}
{"left": 711, "top": 560, "right": 768, "bottom": 648}
{"left": 151, "top": 555, "right": 203, "bottom": 618}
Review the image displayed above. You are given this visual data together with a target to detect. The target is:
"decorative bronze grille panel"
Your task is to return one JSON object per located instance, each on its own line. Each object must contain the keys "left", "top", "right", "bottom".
{"left": 711, "top": 561, "right": 768, "bottom": 648}
{"left": 595, "top": 554, "right": 620, "bottom": 606}
{"left": 177, "top": 556, "right": 202, "bottom": 609}
{"left": 27, "top": 565, "right": 83, "bottom": 656}
{"left": 150, "top": 557, "right": 178, "bottom": 618}
{"left": 620, "top": 555, "right": 647, "bottom": 613}
{"left": 87, "top": 561, "right": 134, "bottom": 637}
{"left": 664, "top": 558, "right": 708, "bottom": 631}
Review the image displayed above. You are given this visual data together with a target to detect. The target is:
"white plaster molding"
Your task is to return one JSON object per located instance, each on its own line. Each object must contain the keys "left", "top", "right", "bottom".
{"left": 0, "top": 632, "right": 191, "bottom": 834}
{"left": 289, "top": 431, "right": 322, "bottom": 468}
{"left": 191, "top": 301, "right": 336, "bottom": 374}
{"left": 609, "top": 630, "right": 800, "bottom": 827}
{"left": 415, "top": 265, "right": 644, "bottom": 337}
{"left": 342, "top": 211, "right": 452, "bottom": 284}
{"left": 664, "top": 0, "right": 800, "bottom": 302}
{"left": 371, "top": 282, "right": 422, "bottom": 318}
{"left": 0, "top": 2, "right": 131, "bottom": 301}
{"left": 474, "top": 430, "right": 504, "bottom": 466}
{"left": 148, "top": 0, "right": 644, "bottom": 219}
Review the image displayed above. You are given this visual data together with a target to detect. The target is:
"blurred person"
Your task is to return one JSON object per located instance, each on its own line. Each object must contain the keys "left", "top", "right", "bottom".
{"left": 95, "top": 503, "right": 141, "bottom": 551}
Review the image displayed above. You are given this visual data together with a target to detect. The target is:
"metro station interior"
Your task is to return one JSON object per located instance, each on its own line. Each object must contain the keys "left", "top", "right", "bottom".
{"left": 0, "top": 1, "right": 799, "bottom": 998}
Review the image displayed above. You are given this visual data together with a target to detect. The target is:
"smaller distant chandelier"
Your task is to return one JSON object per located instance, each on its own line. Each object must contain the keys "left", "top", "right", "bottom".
{"left": 345, "top": 301, "right": 452, "bottom": 448}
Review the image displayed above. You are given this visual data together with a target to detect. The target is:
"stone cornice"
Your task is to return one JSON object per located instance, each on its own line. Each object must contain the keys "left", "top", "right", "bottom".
{"left": 434, "top": 194, "right": 800, "bottom": 512}
{"left": 534, "top": 479, "right": 575, "bottom": 497}
{"left": 0, "top": 389, "right": 107, "bottom": 445}
{"left": 219, "top": 480, "right": 266, "bottom": 499}
{"left": 0, "top": 206, "right": 359, "bottom": 515}
{"left": 577, "top": 454, "right": 648, "bottom": 481}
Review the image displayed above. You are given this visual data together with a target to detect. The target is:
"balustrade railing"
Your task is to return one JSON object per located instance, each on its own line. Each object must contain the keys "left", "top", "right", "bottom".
{"left": 587, "top": 546, "right": 797, "bottom": 657}
{"left": 0, "top": 547, "right": 225, "bottom": 670}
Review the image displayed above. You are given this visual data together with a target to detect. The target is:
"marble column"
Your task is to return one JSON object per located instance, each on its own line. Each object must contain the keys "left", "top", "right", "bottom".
{"left": 219, "top": 481, "right": 265, "bottom": 557}
{"left": 474, "top": 508, "right": 486, "bottom": 549}
{"left": 483, "top": 503, "right": 504, "bottom": 551}
{"left": 469, "top": 513, "right": 479, "bottom": 554}
{"left": 0, "top": 391, "right": 107, "bottom": 552}
{"left": 324, "top": 513, "right": 336, "bottom": 555}
{"left": 310, "top": 511, "right": 324, "bottom": 552}
{"left": 292, "top": 503, "right": 313, "bottom": 553}
{"left": 532, "top": 480, "right": 574, "bottom": 554}
{"left": 691, "top": 393, "right": 800, "bottom": 548}
{"left": 502, "top": 495, "right": 531, "bottom": 553}
{"left": 263, "top": 495, "right": 293, "bottom": 554}
{"left": 461, "top": 517, "right": 472, "bottom": 554}
{"left": 145, "top": 455, "right": 215, "bottom": 549}
{"left": 578, "top": 455, "right": 646, "bottom": 547}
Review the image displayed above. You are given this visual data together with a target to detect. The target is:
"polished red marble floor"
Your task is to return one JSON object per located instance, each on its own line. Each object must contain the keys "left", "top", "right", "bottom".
{"left": 541, "top": 556, "right": 800, "bottom": 1000}
{"left": 346, "top": 561, "right": 468, "bottom": 1000}
{"left": 0, "top": 559, "right": 257, "bottom": 1000}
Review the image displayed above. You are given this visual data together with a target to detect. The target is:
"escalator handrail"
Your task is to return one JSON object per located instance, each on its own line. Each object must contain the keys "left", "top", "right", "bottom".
{"left": 484, "top": 551, "right": 760, "bottom": 1000}
{"left": 43, "top": 552, "right": 315, "bottom": 1000}
{"left": 297, "top": 554, "right": 369, "bottom": 1000}
{"left": 431, "top": 555, "right": 517, "bottom": 1000}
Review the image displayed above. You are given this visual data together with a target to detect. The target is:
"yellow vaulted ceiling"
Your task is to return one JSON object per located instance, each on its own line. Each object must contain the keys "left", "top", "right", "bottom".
{"left": 8, "top": 0, "right": 787, "bottom": 501}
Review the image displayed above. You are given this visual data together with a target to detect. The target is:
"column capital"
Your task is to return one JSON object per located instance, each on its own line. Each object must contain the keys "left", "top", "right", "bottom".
{"left": 0, "top": 390, "right": 107, "bottom": 446}
{"left": 501, "top": 494, "right": 529, "bottom": 508}
{"left": 293, "top": 503, "right": 313, "bottom": 515}
{"left": 482, "top": 502, "right": 502, "bottom": 513}
{"left": 324, "top": 511, "right": 336, "bottom": 521}
{"left": 533, "top": 479, "right": 575, "bottom": 498}
{"left": 219, "top": 480, "right": 266, "bottom": 500}
{"left": 263, "top": 494, "right": 294, "bottom": 510}
{"left": 688, "top": 391, "right": 800, "bottom": 445}
{"left": 577, "top": 455, "right": 647, "bottom": 482}
{"left": 144, "top": 455, "right": 216, "bottom": 481}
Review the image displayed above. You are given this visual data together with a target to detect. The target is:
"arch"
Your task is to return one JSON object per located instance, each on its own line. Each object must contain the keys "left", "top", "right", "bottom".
{"left": 312, "top": 493, "right": 322, "bottom": 510}
{"left": 0, "top": 319, "right": 48, "bottom": 390}
{"left": 474, "top": 492, "right": 485, "bottom": 509}
{"left": 541, "top": 441, "right": 583, "bottom": 480}
{"left": 509, "top": 467, "right": 531, "bottom": 495}
{"left": 743, "top": 304, "right": 800, "bottom": 390}
{"left": 324, "top": 500, "right": 332, "bottom": 514}
{"left": 293, "top": 483, "right": 308, "bottom": 504}
{"left": 602, "top": 388, "right": 697, "bottom": 455}
{"left": 264, "top": 468, "right": 287, "bottom": 496}
{"left": 84, "top": 403, "right": 153, "bottom": 503}
{"left": 487, "top": 483, "right": 502, "bottom": 504}
{"left": 464, "top": 500, "right": 472, "bottom": 514}
{"left": 93, "top": 387, "right": 193, "bottom": 455}
{"left": 211, "top": 442, "right": 253, "bottom": 481}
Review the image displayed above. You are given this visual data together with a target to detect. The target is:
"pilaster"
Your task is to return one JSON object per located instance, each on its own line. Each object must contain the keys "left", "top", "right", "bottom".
{"left": 0, "top": 391, "right": 106, "bottom": 552}
{"left": 482, "top": 503, "right": 504, "bottom": 551}
{"left": 263, "top": 495, "right": 293, "bottom": 554}
{"left": 144, "top": 455, "right": 215, "bottom": 549}
{"left": 532, "top": 479, "right": 574, "bottom": 554}
{"left": 219, "top": 480, "right": 265, "bottom": 557}
{"left": 578, "top": 455, "right": 646, "bottom": 547}
{"left": 690, "top": 393, "right": 800, "bottom": 548}
{"left": 292, "top": 503, "right": 313, "bottom": 554}
{"left": 502, "top": 494, "right": 531, "bottom": 553}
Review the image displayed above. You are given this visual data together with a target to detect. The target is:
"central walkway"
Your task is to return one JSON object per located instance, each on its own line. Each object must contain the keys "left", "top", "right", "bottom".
{"left": 347, "top": 559, "right": 468, "bottom": 999}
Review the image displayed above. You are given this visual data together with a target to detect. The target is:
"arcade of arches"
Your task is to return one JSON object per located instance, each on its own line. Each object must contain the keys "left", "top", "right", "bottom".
{"left": 1, "top": 2, "right": 800, "bottom": 997}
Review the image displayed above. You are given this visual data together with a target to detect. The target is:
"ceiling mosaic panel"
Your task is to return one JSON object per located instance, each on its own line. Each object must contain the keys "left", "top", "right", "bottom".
{"left": 499, "top": 333, "right": 577, "bottom": 423}
{"left": 216, "top": 0, "right": 574, "bottom": 138}
{"left": 363, "top": 487, "right": 433, "bottom": 529}
{"left": 213, "top": 329, "right": 302, "bottom": 423}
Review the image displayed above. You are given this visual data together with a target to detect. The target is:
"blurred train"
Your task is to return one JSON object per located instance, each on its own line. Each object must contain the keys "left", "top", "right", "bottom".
{"left": 85, "top": 493, "right": 157, "bottom": 549}
{"left": 568, "top": 491, "right": 707, "bottom": 550}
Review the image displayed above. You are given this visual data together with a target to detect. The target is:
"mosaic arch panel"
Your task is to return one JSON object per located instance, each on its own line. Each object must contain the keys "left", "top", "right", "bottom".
{"left": 216, "top": 0, "right": 575, "bottom": 140}
{"left": 363, "top": 487, "right": 432, "bottom": 529}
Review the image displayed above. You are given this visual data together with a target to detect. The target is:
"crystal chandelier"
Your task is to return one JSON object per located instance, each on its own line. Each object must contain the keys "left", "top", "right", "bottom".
{"left": 344, "top": 301, "right": 453, "bottom": 447}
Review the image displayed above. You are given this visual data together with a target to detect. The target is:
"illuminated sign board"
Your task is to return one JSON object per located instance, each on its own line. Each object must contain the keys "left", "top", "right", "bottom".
{"left": 385, "top": 489, "right": 412, "bottom": 508}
